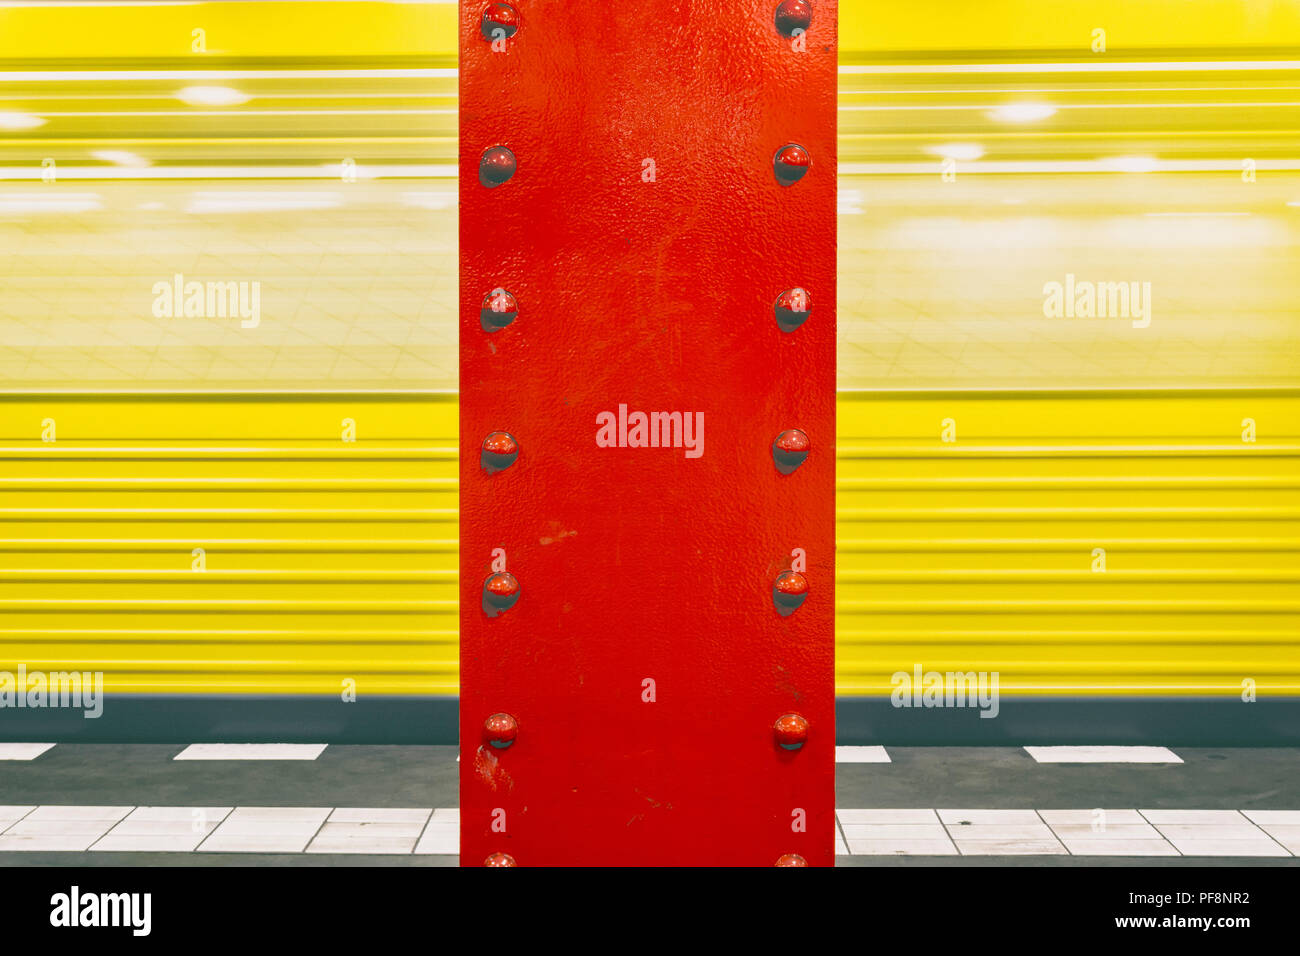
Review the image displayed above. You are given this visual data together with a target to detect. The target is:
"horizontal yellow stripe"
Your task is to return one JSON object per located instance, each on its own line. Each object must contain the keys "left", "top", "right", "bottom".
{"left": 2, "top": 0, "right": 1298, "bottom": 61}
{"left": 0, "top": 1, "right": 457, "bottom": 60}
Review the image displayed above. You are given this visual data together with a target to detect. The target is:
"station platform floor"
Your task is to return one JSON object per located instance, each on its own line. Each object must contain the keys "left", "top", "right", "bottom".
{"left": 0, "top": 744, "right": 1297, "bottom": 866}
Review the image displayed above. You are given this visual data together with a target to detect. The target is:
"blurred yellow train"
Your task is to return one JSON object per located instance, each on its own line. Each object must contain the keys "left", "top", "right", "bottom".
{"left": 0, "top": 1, "right": 1296, "bottom": 741}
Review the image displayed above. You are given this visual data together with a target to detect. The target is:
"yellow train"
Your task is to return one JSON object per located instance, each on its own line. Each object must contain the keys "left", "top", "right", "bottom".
{"left": 0, "top": 1, "right": 1296, "bottom": 741}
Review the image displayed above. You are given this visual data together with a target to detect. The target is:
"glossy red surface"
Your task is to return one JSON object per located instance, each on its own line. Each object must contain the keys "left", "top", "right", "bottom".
{"left": 482, "top": 431, "right": 519, "bottom": 456}
{"left": 480, "top": 3, "right": 520, "bottom": 41}
{"left": 775, "top": 287, "right": 811, "bottom": 313}
{"left": 774, "top": 1, "right": 813, "bottom": 38}
{"left": 482, "top": 288, "right": 517, "bottom": 314}
{"left": 478, "top": 145, "right": 517, "bottom": 187}
{"left": 484, "top": 852, "right": 518, "bottom": 867}
{"left": 774, "top": 570, "right": 809, "bottom": 596}
{"left": 774, "top": 712, "right": 810, "bottom": 749}
{"left": 775, "top": 428, "right": 810, "bottom": 453}
{"left": 773, "top": 143, "right": 811, "bottom": 185}
{"left": 484, "top": 571, "right": 519, "bottom": 597}
{"left": 774, "top": 853, "right": 809, "bottom": 867}
{"left": 461, "top": 0, "right": 836, "bottom": 866}
{"left": 484, "top": 712, "right": 519, "bottom": 748}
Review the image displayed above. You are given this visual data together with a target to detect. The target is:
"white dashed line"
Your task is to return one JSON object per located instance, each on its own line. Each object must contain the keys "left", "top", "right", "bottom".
{"left": 0, "top": 743, "right": 56, "bottom": 761}
{"left": 173, "top": 744, "right": 328, "bottom": 761}
{"left": 835, "top": 745, "right": 891, "bottom": 763}
{"left": 1024, "top": 746, "right": 1183, "bottom": 764}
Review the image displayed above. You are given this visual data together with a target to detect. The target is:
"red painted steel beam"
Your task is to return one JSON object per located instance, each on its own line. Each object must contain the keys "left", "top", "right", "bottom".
{"left": 460, "top": 0, "right": 837, "bottom": 866}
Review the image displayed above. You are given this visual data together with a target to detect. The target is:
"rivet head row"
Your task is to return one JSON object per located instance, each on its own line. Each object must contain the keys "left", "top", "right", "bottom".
{"left": 483, "top": 712, "right": 518, "bottom": 749}
{"left": 480, "top": 287, "right": 517, "bottom": 332}
{"left": 773, "top": 570, "right": 808, "bottom": 616}
{"left": 774, "top": 287, "right": 811, "bottom": 332}
{"left": 480, "top": 145, "right": 516, "bottom": 188}
{"left": 483, "top": 571, "right": 520, "bottom": 616}
{"left": 483, "top": 142, "right": 809, "bottom": 188}
{"left": 774, "top": 1, "right": 813, "bottom": 37}
{"left": 773, "top": 143, "right": 810, "bottom": 186}
{"left": 772, "top": 428, "right": 809, "bottom": 474}
{"left": 481, "top": 431, "right": 520, "bottom": 473}
{"left": 480, "top": 3, "right": 519, "bottom": 41}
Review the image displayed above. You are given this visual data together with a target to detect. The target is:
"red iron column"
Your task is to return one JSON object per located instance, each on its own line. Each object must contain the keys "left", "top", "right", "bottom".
{"left": 459, "top": 0, "right": 837, "bottom": 866}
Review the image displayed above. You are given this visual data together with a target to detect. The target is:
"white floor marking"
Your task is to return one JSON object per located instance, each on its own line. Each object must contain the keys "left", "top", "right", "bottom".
{"left": 414, "top": 808, "right": 458, "bottom": 855}
{"left": 1243, "top": 810, "right": 1300, "bottom": 825}
{"left": 835, "top": 746, "right": 891, "bottom": 763}
{"left": 841, "top": 821, "right": 959, "bottom": 856}
{"left": 0, "top": 806, "right": 133, "bottom": 853}
{"left": 173, "top": 744, "right": 327, "bottom": 761}
{"left": 0, "top": 806, "right": 35, "bottom": 830}
{"left": 1241, "top": 811, "right": 1300, "bottom": 853}
{"left": 0, "top": 743, "right": 56, "bottom": 761}
{"left": 1035, "top": 809, "right": 1181, "bottom": 856}
{"left": 307, "top": 808, "right": 432, "bottom": 855}
{"left": 1140, "top": 809, "right": 1245, "bottom": 824}
{"left": 938, "top": 809, "right": 1041, "bottom": 825}
{"left": 92, "top": 807, "right": 233, "bottom": 853}
{"left": 838, "top": 808, "right": 938, "bottom": 824}
{"left": 943, "top": 811, "right": 1068, "bottom": 856}
{"left": 1139, "top": 809, "right": 1291, "bottom": 857}
{"left": 1037, "top": 809, "right": 1146, "bottom": 825}
{"left": 833, "top": 829, "right": 849, "bottom": 855}
{"left": 196, "top": 806, "right": 332, "bottom": 854}
{"left": 0, "top": 807, "right": 1293, "bottom": 856}
{"left": 1024, "top": 746, "right": 1183, "bottom": 764}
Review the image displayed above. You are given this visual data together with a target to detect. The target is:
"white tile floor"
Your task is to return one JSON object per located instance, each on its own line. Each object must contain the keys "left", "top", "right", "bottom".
{"left": 1241, "top": 811, "right": 1300, "bottom": 854}
{"left": 1036, "top": 808, "right": 1178, "bottom": 856}
{"left": 93, "top": 806, "right": 233, "bottom": 853}
{"left": 943, "top": 816, "right": 1068, "bottom": 856}
{"left": 0, "top": 805, "right": 133, "bottom": 852}
{"left": 0, "top": 804, "right": 1294, "bottom": 856}
{"left": 414, "top": 808, "right": 459, "bottom": 855}
{"left": 195, "top": 806, "right": 331, "bottom": 853}
{"left": 307, "top": 808, "right": 432, "bottom": 855}
{"left": 1139, "top": 810, "right": 1290, "bottom": 857}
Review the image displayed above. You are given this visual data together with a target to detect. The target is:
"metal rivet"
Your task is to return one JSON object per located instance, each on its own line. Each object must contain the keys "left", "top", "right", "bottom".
{"left": 774, "top": 1, "right": 812, "bottom": 37}
{"left": 483, "top": 571, "right": 520, "bottom": 617}
{"left": 774, "top": 287, "right": 811, "bottom": 332}
{"left": 772, "top": 428, "right": 809, "bottom": 474}
{"left": 484, "top": 852, "right": 518, "bottom": 866}
{"left": 773, "top": 143, "right": 810, "bottom": 186}
{"left": 481, "top": 287, "right": 517, "bottom": 332}
{"left": 774, "top": 713, "right": 810, "bottom": 750}
{"left": 774, "top": 853, "right": 809, "bottom": 867}
{"left": 480, "top": 145, "right": 517, "bottom": 188}
{"left": 773, "top": 570, "right": 808, "bottom": 616}
{"left": 480, "top": 3, "right": 520, "bottom": 41}
{"left": 481, "top": 431, "right": 520, "bottom": 473}
{"left": 483, "top": 712, "right": 519, "bottom": 749}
